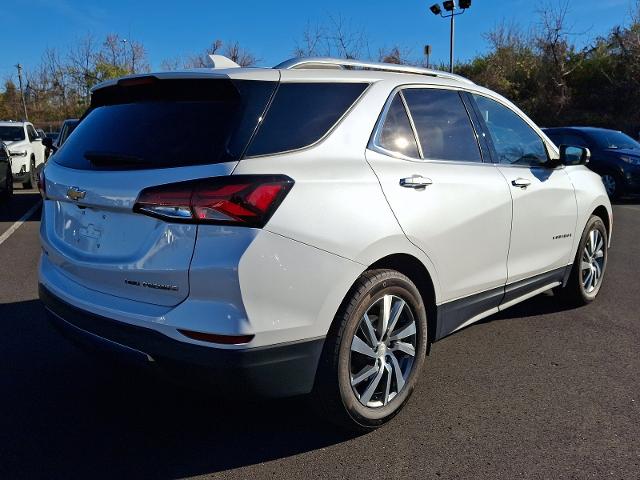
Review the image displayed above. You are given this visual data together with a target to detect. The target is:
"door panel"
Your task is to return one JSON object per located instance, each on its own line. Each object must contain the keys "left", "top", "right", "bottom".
{"left": 470, "top": 93, "right": 578, "bottom": 283}
{"left": 367, "top": 151, "right": 512, "bottom": 302}
{"left": 367, "top": 88, "right": 513, "bottom": 304}
{"left": 497, "top": 165, "right": 577, "bottom": 282}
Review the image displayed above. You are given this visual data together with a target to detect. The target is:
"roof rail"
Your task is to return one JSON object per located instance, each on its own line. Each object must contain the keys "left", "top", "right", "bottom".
{"left": 274, "top": 57, "right": 474, "bottom": 85}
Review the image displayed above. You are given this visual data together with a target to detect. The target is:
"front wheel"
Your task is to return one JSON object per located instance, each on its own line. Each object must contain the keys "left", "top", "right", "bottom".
{"left": 312, "top": 269, "right": 428, "bottom": 431}
{"left": 557, "top": 215, "right": 608, "bottom": 305}
{"left": 22, "top": 158, "right": 36, "bottom": 189}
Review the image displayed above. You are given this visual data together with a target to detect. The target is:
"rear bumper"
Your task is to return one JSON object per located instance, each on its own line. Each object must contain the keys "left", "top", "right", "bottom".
{"left": 40, "top": 284, "right": 324, "bottom": 397}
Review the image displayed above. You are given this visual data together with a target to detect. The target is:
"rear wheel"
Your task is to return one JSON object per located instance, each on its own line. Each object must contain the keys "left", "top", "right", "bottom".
{"left": 312, "top": 269, "right": 428, "bottom": 431}
{"left": 601, "top": 173, "right": 620, "bottom": 199}
{"left": 557, "top": 215, "right": 608, "bottom": 305}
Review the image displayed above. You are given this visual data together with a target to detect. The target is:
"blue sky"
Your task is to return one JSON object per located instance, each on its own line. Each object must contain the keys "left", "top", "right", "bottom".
{"left": 0, "top": 0, "right": 636, "bottom": 80}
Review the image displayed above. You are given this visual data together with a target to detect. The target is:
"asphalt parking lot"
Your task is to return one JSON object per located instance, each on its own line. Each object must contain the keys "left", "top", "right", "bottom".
{"left": 0, "top": 189, "right": 638, "bottom": 479}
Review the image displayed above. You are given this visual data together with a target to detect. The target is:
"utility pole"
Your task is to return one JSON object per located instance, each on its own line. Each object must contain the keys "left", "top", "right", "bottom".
{"left": 15, "top": 63, "right": 29, "bottom": 121}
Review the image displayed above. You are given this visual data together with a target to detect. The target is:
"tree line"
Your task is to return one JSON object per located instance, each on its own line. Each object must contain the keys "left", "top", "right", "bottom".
{"left": 2, "top": 3, "right": 640, "bottom": 135}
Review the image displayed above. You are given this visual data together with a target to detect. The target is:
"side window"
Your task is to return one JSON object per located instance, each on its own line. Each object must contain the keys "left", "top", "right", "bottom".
{"left": 403, "top": 88, "right": 482, "bottom": 163}
{"left": 473, "top": 94, "right": 548, "bottom": 166}
{"left": 375, "top": 93, "right": 419, "bottom": 158}
{"left": 27, "top": 125, "right": 37, "bottom": 142}
{"left": 246, "top": 82, "right": 368, "bottom": 157}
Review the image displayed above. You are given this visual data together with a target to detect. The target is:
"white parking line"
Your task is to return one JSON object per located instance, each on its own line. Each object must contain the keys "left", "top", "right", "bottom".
{"left": 0, "top": 201, "right": 42, "bottom": 247}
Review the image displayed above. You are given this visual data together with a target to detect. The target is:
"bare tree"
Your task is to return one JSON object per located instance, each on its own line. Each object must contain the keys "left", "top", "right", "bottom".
{"left": 223, "top": 41, "right": 258, "bottom": 67}
{"left": 293, "top": 15, "right": 368, "bottom": 59}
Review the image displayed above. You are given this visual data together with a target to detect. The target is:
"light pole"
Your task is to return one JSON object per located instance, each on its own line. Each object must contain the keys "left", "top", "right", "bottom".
{"left": 429, "top": 0, "right": 472, "bottom": 73}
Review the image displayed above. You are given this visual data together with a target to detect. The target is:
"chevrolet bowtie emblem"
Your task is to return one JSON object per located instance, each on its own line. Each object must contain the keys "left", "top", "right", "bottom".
{"left": 66, "top": 187, "right": 86, "bottom": 201}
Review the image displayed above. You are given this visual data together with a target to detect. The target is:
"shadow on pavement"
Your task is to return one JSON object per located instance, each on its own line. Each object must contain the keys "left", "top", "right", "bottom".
{"left": 612, "top": 195, "right": 640, "bottom": 205}
{"left": 0, "top": 299, "right": 356, "bottom": 480}
{"left": 0, "top": 191, "right": 41, "bottom": 224}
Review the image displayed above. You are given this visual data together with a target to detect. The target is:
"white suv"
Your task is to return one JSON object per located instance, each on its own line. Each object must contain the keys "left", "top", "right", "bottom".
{"left": 38, "top": 57, "right": 612, "bottom": 430}
{"left": 0, "top": 121, "right": 46, "bottom": 188}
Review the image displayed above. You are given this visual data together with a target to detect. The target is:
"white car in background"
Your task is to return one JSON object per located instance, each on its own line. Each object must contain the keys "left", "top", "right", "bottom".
{"left": 0, "top": 121, "right": 46, "bottom": 188}
{"left": 39, "top": 57, "right": 612, "bottom": 431}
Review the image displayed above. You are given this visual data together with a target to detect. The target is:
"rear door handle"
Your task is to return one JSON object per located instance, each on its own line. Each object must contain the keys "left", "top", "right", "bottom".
{"left": 511, "top": 178, "right": 532, "bottom": 189}
{"left": 400, "top": 176, "right": 433, "bottom": 189}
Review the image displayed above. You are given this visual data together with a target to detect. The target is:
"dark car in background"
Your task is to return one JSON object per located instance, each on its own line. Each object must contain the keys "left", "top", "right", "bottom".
{"left": 543, "top": 127, "right": 640, "bottom": 198}
{"left": 55, "top": 119, "right": 79, "bottom": 149}
{"left": 43, "top": 119, "right": 79, "bottom": 159}
{"left": 0, "top": 142, "right": 13, "bottom": 201}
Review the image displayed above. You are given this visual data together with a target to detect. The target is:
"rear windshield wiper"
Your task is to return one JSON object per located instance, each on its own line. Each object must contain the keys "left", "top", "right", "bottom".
{"left": 84, "top": 151, "right": 146, "bottom": 167}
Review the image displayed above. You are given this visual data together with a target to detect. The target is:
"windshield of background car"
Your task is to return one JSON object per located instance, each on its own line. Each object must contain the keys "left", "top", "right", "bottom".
{"left": 0, "top": 127, "right": 26, "bottom": 142}
{"left": 590, "top": 130, "right": 640, "bottom": 150}
{"left": 53, "top": 78, "right": 277, "bottom": 170}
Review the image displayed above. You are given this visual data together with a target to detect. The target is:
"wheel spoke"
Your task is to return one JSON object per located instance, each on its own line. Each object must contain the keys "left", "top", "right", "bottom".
{"left": 389, "top": 321, "right": 416, "bottom": 341}
{"left": 391, "top": 341, "right": 415, "bottom": 357}
{"left": 584, "top": 270, "right": 593, "bottom": 290}
{"left": 383, "top": 362, "right": 392, "bottom": 406}
{"left": 593, "top": 261, "right": 602, "bottom": 283}
{"left": 351, "top": 335, "right": 377, "bottom": 358}
{"left": 362, "top": 313, "right": 378, "bottom": 347}
{"left": 385, "top": 298, "right": 406, "bottom": 339}
{"left": 360, "top": 364, "right": 385, "bottom": 405}
{"left": 388, "top": 352, "right": 405, "bottom": 392}
{"left": 351, "top": 364, "right": 379, "bottom": 386}
{"left": 588, "top": 230, "right": 596, "bottom": 255}
{"left": 379, "top": 295, "right": 392, "bottom": 339}
{"left": 594, "top": 249, "right": 604, "bottom": 259}
{"left": 581, "top": 261, "right": 592, "bottom": 271}
{"left": 594, "top": 233, "right": 604, "bottom": 255}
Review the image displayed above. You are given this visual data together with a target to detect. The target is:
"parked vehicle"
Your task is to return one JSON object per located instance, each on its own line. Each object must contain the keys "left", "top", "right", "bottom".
{"left": 0, "top": 121, "right": 46, "bottom": 188}
{"left": 44, "top": 119, "right": 79, "bottom": 159}
{"left": 543, "top": 126, "right": 640, "bottom": 199}
{"left": 0, "top": 142, "right": 12, "bottom": 200}
{"left": 45, "top": 132, "right": 60, "bottom": 142}
{"left": 39, "top": 57, "right": 612, "bottom": 431}
{"left": 55, "top": 119, "right": 79, "bottom": 149}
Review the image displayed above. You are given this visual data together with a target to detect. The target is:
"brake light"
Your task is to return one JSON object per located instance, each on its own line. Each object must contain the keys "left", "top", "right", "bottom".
{"left": 37, "top": 169, "right": 46, "bottom": 199}
{"left": 133, "top": 175, "right": 294, "bottom": 228}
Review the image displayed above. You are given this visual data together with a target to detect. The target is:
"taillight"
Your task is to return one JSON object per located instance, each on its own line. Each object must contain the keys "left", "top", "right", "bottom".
{"left": 133, "top": 175, "right": 294, "bottom": 228}
{"left": 37, "top": 168, "right": 46, "bottom": 199}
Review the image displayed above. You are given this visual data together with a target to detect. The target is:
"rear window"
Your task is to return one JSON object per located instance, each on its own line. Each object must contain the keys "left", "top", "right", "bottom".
{"left": 54, "top": 78, "right": 277, "bottom": 170}
{"left": 245, "top": 82, "right": 368, "bottom": 157}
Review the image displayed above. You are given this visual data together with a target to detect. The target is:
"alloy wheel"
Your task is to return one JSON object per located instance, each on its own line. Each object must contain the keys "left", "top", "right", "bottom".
{"left": 349, "top": 294, "right": 417, "bottom": 408}
{"left": 601, "top": 174, "right": 616, "bottom": 197}
{"left": 581, "top": 229, "right": 605, "bottom": 293}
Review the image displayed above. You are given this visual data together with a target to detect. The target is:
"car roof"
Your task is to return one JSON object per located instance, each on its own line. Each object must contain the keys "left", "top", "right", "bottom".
{"left": 0, "top": 121, "right": 28, "bottom": 127}
{"left": 91, "top": 57, "right": 482, "bottom": 93}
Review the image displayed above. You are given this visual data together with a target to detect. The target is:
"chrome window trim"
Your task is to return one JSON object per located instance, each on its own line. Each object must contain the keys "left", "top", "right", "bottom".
{"left": 398, "top": 90, "right": 424, "bottom": 159}
{"left": 369, "top": 84, "right": 486, "bottom": 166}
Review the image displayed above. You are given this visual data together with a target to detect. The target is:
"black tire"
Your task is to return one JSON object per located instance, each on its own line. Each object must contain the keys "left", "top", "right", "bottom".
{"left": 22, "top": 158, "right": 35, "bottom": 189}
{"left": 1, "top": 166, "right": 13, "bottom": 201}
{"left": 557, "top": 215, "right": 608, "bottom": 306}
{"left": 601, "top": 172, "right": 621, "bottom": 200}
{"left": 312, "top": 269, "right": 428, "bottom": 432}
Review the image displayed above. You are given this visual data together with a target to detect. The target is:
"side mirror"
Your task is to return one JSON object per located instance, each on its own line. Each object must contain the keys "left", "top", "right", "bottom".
{"left": 559, "top": 145, "right": 590, "bottom": 165}
{"left": 42, "top": 137, "right": 57, "bottom": 152}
